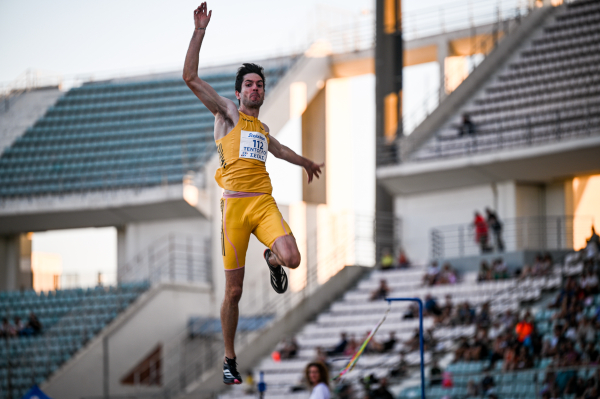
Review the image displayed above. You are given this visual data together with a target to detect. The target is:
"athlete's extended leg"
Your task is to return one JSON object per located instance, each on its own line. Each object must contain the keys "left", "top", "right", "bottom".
{"left": 221, "top": 267, "right": 244, "bottom": 384}
{"left": 269, "top": 235, "right": 301, "bottom": 269}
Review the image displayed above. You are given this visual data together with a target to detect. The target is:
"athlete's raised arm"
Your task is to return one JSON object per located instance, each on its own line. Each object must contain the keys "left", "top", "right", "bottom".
{"left": 183, "top": 3, "right": 237, "bottom": 120}
{"left": 267, "top": 130, "right": 324, "bottom": 184}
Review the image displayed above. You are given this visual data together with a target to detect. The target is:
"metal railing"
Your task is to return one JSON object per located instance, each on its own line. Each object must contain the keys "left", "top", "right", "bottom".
{"left": 431, "top": 215, "right": 595, "bottom": 259}
{"left": 118, "top": 233, "right": 212, "bottom": 286}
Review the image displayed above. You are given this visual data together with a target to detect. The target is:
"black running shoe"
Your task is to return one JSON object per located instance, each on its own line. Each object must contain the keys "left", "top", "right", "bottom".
{"left": 223, "top": 357, "right": 242, "bottom": 385}
{"left": 264, "top": 249, "right": 288, "bottom": 294}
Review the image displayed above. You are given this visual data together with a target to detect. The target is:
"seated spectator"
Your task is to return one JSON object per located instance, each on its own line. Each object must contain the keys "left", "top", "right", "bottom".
{"left": 402, "top": 303, "right": 418, "bottom": 320}
{"left": 424, "top": 294, "right": 442, "bottom": 317}
{"left": 436, "top": 294, "right": 454, "bottom": 326}
{"left": 343, "top": 336, "right": 358, "bottom": 357}
{"left": 458, "top": 113, "right": 475, "bottom": 136}
{"left": 429, "top": 360, "right": 442, "bottom": 386}
{"left": 13, "top": 316, "right": 25, "bottom": 336}
{"left": 515, "top": 311, "right": 534, "bottom": 343}
{"left": 423, "top": 261, "right": 440, "bottom": 286}
{"left": 480, "top": 373, "right": 495, "bottom": 394}
{"left": 326, "top": 332, "right": 347, "bottom": 356}
{"left": 22, "top": 312, "right": 42, "bottom": 336}
{"left": 370, "top": 279, "right": 390, "bottom": 301}
{"left": 466, "top": 379, "right": 480, "bottom": 397}
{"left": 390, "top": 353, "right": 408, "bottom": 377}
{"left": 280, "top": 336, "right": 299, "bottom": 359}
{"left": 580, "top": 270, "right": 599, "bottom": 295}
{"left": 475, "top": 302, "right": 492, "bottom": 329}
{"left": 514, "top": 345, "right": 534, "bottom": 370}
{"left": 492, "top": 258, "right": 508, "bottom": 280}
{"left": 362, "top": 330, "right": 382, "bottom": 354}
{"left": 380, "top": 332, "right": 397, "bottom": 353}
{"left": 379, "top": 248, "right": 394, "bottom": 270}
{"left": 452, "top": 302, "right": 475, "bottom": 325}
{"left": 478, "top": 260, "right": 491, "bottom": 282}
{"left": 402, "top": 328, "right": 421, "bottom": 353}
{"left": 370, "top": 377, "right": 394, "bottom": 399}
{"left": 437, "top": 263, "right": 457, "bottom": 285}
{"left": 1, "top": 317, "right": 15, "bottom": 338}
{"left": 397, "top": 250, "right": 410, "bottom": 269}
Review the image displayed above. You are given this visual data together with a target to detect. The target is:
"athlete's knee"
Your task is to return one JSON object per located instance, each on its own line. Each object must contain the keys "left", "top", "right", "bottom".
{"left": 284, "top": 251, "right": 301, "bottom": 269}
{"left": 225, "top": 285, "right": 243, "bottom": 303}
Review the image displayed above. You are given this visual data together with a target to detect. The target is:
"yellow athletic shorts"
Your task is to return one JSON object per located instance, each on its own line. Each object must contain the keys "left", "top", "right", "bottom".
{"left": 220, "top": 193, "right": 293, "bottom": 270}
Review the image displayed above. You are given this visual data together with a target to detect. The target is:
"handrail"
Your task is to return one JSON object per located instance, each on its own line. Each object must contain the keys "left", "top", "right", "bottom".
{"left": 430, "top": 215, "right": 595, "bottom": 259}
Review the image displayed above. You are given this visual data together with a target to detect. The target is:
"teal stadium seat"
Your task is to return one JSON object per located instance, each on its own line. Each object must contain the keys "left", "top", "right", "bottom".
{"left": 0, "top": 61, "right": 294, "bottom": 198}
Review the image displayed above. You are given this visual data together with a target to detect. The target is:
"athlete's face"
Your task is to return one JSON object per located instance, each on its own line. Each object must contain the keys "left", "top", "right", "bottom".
{"left": 236, "top": 73, "right": 264, "bottom": 109}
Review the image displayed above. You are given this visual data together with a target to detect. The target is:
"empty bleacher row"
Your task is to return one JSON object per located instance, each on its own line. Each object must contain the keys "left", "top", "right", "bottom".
{"left": 0, "top": 60, "right": 294, "bottom": 198}
{"left": 220, "top": 265, "right": 561, "bottom": 399}
{"left": 412, "top": 0, "right": 600, "bottom": 161}
{"left": 0, "top": 282, "right": 149, "bottom": 399}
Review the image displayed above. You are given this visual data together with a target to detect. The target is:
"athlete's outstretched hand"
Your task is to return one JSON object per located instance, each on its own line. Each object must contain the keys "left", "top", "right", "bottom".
{"left": 304, "top": 161, "right": 324, "bottom": 184}
{"left": 194, "top": 2, "right": 212, "bottom": 30}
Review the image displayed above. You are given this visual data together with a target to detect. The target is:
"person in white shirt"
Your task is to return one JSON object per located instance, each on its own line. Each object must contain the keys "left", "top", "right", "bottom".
{"left": 305, "top": 361, "right": 330, "bottom": 399}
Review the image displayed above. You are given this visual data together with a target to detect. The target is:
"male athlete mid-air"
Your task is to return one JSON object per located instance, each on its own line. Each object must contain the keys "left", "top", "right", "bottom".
{"left": 183, "top": 2, "right": 324, "bottom": 385}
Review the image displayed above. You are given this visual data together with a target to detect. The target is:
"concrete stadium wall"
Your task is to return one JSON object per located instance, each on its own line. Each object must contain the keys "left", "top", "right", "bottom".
{"left": 41, "top": 283, "right": 215, "bottom": 399}
{"left": 394, "top": 179, "right": 573, "bottom": 263}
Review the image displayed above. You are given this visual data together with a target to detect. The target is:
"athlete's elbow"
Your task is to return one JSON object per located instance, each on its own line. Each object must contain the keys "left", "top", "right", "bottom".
{"left": 182, "top": 72, "right": 198, "bottom": 84}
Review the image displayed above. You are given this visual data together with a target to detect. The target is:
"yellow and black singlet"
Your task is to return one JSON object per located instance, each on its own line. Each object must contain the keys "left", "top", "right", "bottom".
{"left": 214, "top": 111, "right": 273, "bottom": 194}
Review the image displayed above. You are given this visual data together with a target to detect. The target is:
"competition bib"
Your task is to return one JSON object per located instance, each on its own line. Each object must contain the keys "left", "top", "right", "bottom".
{"left": 239, "top": 130, "right": 268, "bottom": 163}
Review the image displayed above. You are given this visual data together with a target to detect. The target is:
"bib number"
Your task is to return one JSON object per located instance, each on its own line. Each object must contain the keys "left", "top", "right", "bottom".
{"left": 239, "top": 130, "right": 268, "bottom": 163}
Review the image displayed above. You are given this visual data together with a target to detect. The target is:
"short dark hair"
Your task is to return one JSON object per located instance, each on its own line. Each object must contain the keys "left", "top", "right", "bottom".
{"left": 304, "top": 361, "right": 329, "bottom": 388}
{"left": 235, "top": 63, "right": 266, "bottom": 94}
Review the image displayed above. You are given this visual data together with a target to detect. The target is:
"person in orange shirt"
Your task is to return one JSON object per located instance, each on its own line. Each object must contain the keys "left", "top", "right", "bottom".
{"left": 515, "top": 312, "right": 534, "bottom": 343}
{"left": 183, "top": 3, "right": 324, "bottom": 385}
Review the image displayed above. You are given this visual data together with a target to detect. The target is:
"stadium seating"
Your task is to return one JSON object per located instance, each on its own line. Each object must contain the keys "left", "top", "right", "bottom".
{"left": 219, "top": 266, "right": 561, "bottom": 398}
{"left": 411, "top": 0, "right": 600, "bottom": 161}
{"left": 0, "top": 62, "right": 294, "bottom": 198}
{"left": 0, "top": 282, "right": 149, "bottom": 399}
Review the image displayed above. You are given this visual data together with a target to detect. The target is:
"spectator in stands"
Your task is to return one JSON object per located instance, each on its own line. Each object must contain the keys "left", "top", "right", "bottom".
{"left": 0, "top": 317, "right": 15, "bottom": 338}
{"left": 466, "top": 379, "right": 480, "bottom": 397}
{"left": 243, "top": 370, "right": 255, "bottom": 394}
{"left": 452, "top": 302, "right": 475, "bottom": 325}
{"left": 397, "top": 250, "right": 410, "bottom": 269}
{"left": 343, "top": 336, "right": 358, "bottom": 357}
{"left": 403, "top": 303, "right": 418, "bottom": 320}
{"left": 474, "top": 212, "right": 492, "bottom": 253}
{"left": 429, "top": 359, "right": 443, "bottom": 386}
{"left": 280, "top": 336, "right": 299, "bottom": 359}
{"left": 423, "top": 261, "right": 440, "bottom": 286}
{"left": 22, "top": 312, "right": 42, "bottom": 336}
{"left": 580, "top": 270, "right": 599, "bottom": 295}
{"left": 437, "top": 263, "right": 458, "bottom": 285}
{"left": 475, "top": 302, "right": 492, "bottom": 329}
{"left": 480, "top": 373, "right": 495, "bottom": 394}
{"left": 424, "top": 294, "right": 442, "bottom": 317}
{"left": 370, "top": 279, "right": 390, "bottom": 301}
{"left": 478, "top": 260, "right": 491, "bottom": 282}
{"left": 379, "top": 248, "right": 394, "bottom": 270}
{"left": 326, "top": 332, "right": 347, "bottom": 356}
{"left": 390, "top": 353, "right": 408, "bottom": 378}
{"left": 436, "top": 294, "right": 454, "bottom": 326}
{"left": 13, "top": 316, "right": 25, "bottom": 336}
{"left": 380, "top": 331, "right": 397, "bottom": 353}
{"left": 585, "top": 226, "right": 599, "bottom": 259}
{"left": 492, "top": 258, "right": 509, "bottom": 280}
{"left": 515, "top": 311, "right": 534, "bottom": 344}
{"left": 485, "top": 208, "right": 504, "bottom": 252}
{"left": 458, "top": 113, "right": 476, "bottom": 136}
{"left": 304, "top": 361, "right": 330, "bottom": 399}
{"left": 369, "top": 377, "right": 394, "bottom": 399}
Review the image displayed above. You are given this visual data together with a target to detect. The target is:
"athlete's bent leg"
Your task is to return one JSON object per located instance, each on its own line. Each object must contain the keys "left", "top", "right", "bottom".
{"left": 269, "top": 235, "right": 301, "bottom": 269}
{"left": 221, "top": 267, "right": 244, "bottom": 359}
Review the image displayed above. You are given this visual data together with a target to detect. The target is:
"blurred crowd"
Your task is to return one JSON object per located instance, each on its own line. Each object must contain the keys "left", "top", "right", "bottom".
{"left": 0, "top": 312, "right": 42, "bottom": 338}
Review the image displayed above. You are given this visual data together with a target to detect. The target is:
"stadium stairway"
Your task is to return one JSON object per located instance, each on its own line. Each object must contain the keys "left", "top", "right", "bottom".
{"left": 404, "top": 0, "right": 600, "bottom": 161}
{"left": 0, "top": 282, "right": 149, "bottom": 399}
{"left": 217, "top": 266, "right": 561, "bottom": 399}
